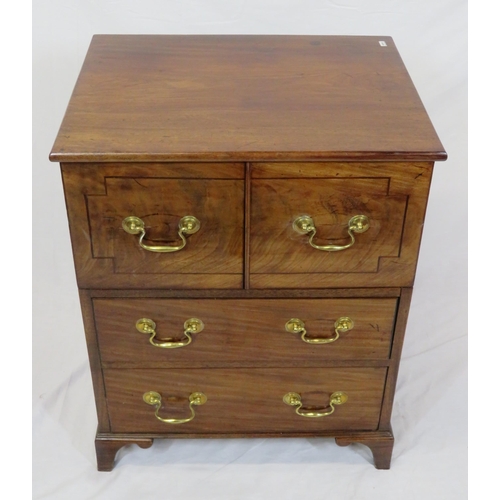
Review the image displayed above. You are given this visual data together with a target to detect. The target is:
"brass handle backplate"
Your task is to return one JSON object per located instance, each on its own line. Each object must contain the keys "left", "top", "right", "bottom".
{"left": 285, "top": 317, "right": 354, "bottom": 344}
{"left": 143, "top": 391, "right": 207, "bottom": 424}
{"left": 293, "top": 214, "right": 369, "bottom": 252}
{"left": 136, "top": 317, "right": 204, "bottom": 349}
{"left": 122, "top": 215, "right": 200, "bottom": 253}
{"left": 283, "top": 391, "right": 348, "bottom": 418}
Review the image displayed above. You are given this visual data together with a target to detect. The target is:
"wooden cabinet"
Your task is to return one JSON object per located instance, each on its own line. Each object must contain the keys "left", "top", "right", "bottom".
{"left": 50, "top": 35, "right": 446, "bottom": 471}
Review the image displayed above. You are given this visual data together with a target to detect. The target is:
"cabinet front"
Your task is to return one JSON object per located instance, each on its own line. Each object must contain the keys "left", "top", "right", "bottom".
{"left": 94, "top": 297, "right": 398, "bottom": 367}
{"left": 104, "top": 367, "right": 387, "bottom": 434}
{"left": 249, "top": 162, "right": 433, "bottom": 288}
{"left": 62, "top": 163, "right": 245, "bottom": 289}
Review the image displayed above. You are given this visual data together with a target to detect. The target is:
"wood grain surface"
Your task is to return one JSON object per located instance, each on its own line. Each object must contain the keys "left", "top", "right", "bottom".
{"left": 93, "top": 298, "right": 398, "bottom": 367}
{"left": 62, "top": 161, "right": 433, "bottom": 289}
{"left": 104, "top": 367, "right": 387, "bottom": 433}
{"left": 51, "top": 35, "right": 447, "bottom": 470}
{"left": 62, "top": 163, "right": 244, "bottom": 289}
{"left": 250, "top": 162, "right": 434, "bottom": 288}
{"left": 49, "top": 35, "right": 446, "bottom": 163}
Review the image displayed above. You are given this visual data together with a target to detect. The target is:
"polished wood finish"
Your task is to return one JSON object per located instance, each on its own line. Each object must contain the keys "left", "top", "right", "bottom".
{"left": 94, "top": 298, "right": 397, "bottom": 367}
{"left": 104, "top": 368, "right": 387, "bottom": 433}
{"left": 95, "top": 435, "right": 153, "bottom": 472}
{"left": 336, "top": 429, "right": 394, "bottom": 469}
{"left": 88, "top": 288, "right": 402, "bottom": 299}
{"left": 244, "top": 163, "right": 252, "bottom": 289}
{"left": 250, "top": 162, "right": 433, "bottom": 288}
{"left": 95, "top": 429, "right": 393, "bottom": 470}
{"left": 51, "top": 36, "right": 446, "bottom": 470}
{"left": 78, "top": 290, "right": 109, "bottom": 431}
{"left": 50, "top": 35, "right": 446, "bottom": 163}
{"left": 61, "top": 163, "right": 244, "bottom": 289}
{"left": 379, "top": 288, "right": 413, "bottom": 429}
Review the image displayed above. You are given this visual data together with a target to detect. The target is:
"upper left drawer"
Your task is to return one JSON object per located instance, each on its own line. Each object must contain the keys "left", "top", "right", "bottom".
{"left": 61, "top": 163, "right": 245, "bottom": 289}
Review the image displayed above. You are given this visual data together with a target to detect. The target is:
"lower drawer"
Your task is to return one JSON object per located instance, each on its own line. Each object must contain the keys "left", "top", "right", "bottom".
{"left": 94, "top": 298, "right": 397, "bottom": 366}
{"left": 104, "top": 367, "right": 387, "bottom": 433}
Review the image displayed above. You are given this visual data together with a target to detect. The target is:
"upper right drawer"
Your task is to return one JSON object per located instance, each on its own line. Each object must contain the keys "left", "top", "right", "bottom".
{"left": 249, "top": 162, "right": 434, "bottom": 289}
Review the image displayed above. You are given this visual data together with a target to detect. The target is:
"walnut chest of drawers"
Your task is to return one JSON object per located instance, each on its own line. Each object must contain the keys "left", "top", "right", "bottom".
{"left": 50, "top": 35, "right": 446, "bottom": 471}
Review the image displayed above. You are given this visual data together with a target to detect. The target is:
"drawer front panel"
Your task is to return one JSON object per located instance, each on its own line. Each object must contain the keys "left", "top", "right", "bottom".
{"left": 94, "top": 298, "right": 398, "bottom": 367}
{"left": 250, "top": 162, "right": 433, "bottom": 288}
{"left": 105, "top": 368, "right": 387, "bottom": 433}
{"left": 62, "top": 163, "right": 244, "bottom": 289}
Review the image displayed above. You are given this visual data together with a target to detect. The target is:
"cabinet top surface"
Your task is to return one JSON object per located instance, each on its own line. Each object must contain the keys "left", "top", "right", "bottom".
{"left": 50, "top": 35, "right": 446, "bottom": 163}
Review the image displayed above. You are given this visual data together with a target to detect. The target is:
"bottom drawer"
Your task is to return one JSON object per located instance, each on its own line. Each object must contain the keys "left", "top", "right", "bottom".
{"left": 104, "top": 368, "right": 387, "bottom": 433}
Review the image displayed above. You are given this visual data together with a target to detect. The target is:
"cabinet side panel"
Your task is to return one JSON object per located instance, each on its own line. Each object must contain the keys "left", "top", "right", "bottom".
{"left": 78, "top": 289, "right": 111, "bottom": 432}
{"left": 378, "top": 287, "right": 413, "bottom": 429}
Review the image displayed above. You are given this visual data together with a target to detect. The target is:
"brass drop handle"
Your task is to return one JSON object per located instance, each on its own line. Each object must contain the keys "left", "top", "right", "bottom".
{"left": 283, "top": 392, "right": 348, "bottom": 418}
{"left": 122, "top": 215, "right": 200, "bottom": 253}
{"left": 143, "top": 391, "right": 207, "bottom": 424}
{"left": 136, "top": 318, "right": 204, "bottom": 349}
{"left": 293, "top": 214, "right": 369, "bottom": 252}
{"left": 285, "top": 317, "right": 354, "bottom": 344}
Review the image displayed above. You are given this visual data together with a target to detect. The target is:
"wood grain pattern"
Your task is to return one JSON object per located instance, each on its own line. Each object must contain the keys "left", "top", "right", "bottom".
{"left": 62, "top": 163, "right": 244, "bottom": 289}
{"left": 250, "top": 162, "right": 433, "bottom": 288}
{"left": 95, "top": 435, "right": 153, "bottom": 472}
{"left": 96, "top": 429, "right": 393, "bottom": 470}
{"left": 336, "top": 429, "right": 394, "bottom": 469}
{"left": 244, "top": 163, "right": 252, "bottom": 289}
{"left": 379, "top": 288, "right": 413, "bottom": 429}
{"left": 93, "top": 298, "right": 397, "bottom": 367}
{"left": 52, "top": 36, "right": 447, "bottom": 470}
{"left": 78, "top": 290, "right": 110, "bottom": 432}
{"left": 251, "top": 178, "right": 405, "bottom": 271}
{"left": 49, "top": 35, "right": 446, "bottom": 163}
{"left": 104, "top": 367, "right": 387, "bottom": 433}
{"left": 88, "top": 288, "right": 402, "bottom": 299}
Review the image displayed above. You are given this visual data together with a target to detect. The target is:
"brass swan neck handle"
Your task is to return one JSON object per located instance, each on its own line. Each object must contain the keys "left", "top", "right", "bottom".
{"left": 122, "top": 215, "right": 200, "bottom": 253}
{"left": 283, "top": 392, "right": 348, "bottom": 418}
{"left": 293, "top": 214, "right": 369, "bottom": 252}
{"left": 143, "top": 391, "right": 207, "bottom": 424}
{"left": 136, "top": 317, "right": 204, "bottom": 349}
{"left": 285, "top": 317, "right": 354, "bottom": 344}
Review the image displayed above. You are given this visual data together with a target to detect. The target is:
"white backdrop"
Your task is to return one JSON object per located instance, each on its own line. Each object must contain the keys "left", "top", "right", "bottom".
{"left": 33, "top": 1, "right": 467, "bottom": 499}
